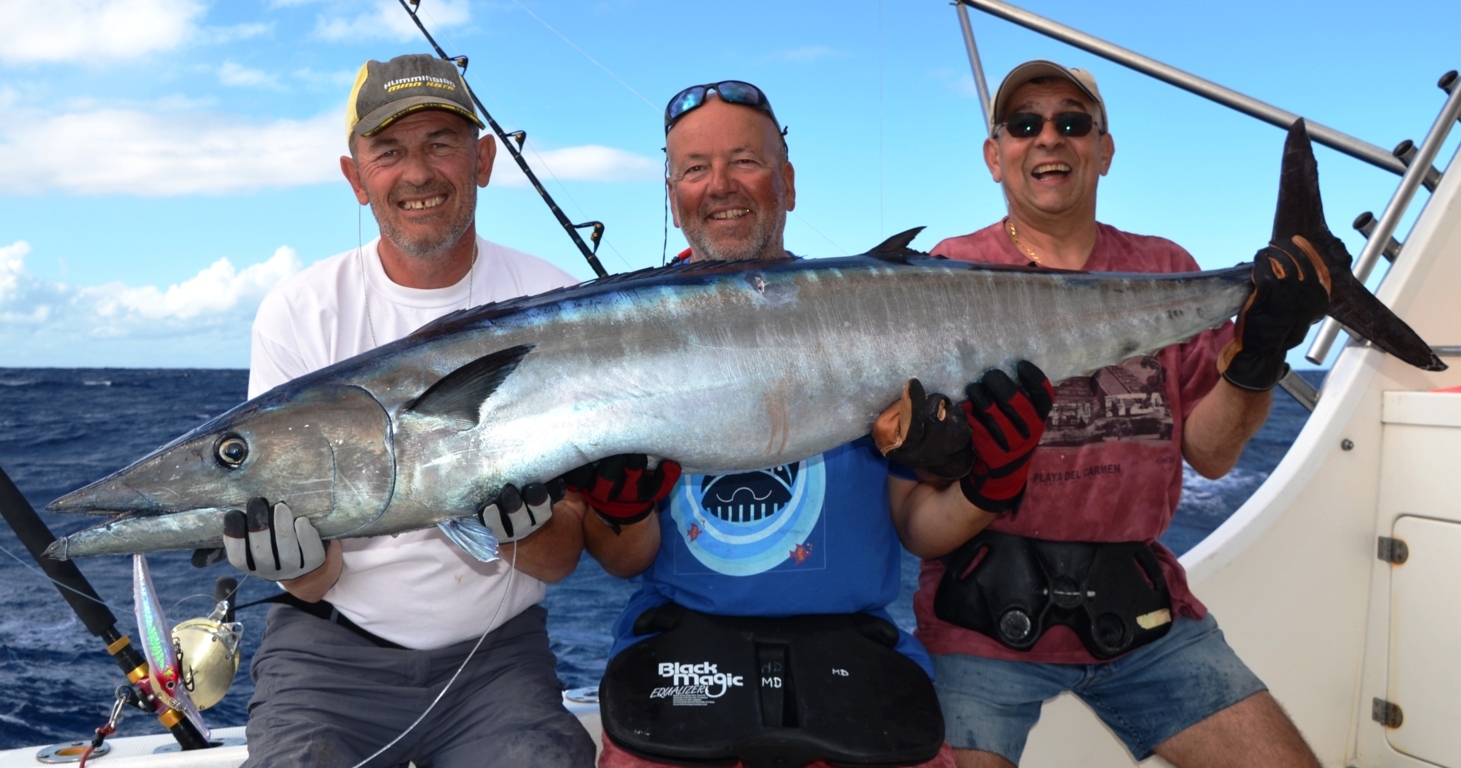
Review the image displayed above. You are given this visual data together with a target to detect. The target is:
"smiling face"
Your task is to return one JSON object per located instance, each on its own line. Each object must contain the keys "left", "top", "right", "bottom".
{"left": 666, "top": 96, "right": 796, "bottom": 263}
{"left": 341, "top": 109, "right": 495, "bottom": 260}
{"left": 983, "top": 79, "right": 1114, "bottom": 228}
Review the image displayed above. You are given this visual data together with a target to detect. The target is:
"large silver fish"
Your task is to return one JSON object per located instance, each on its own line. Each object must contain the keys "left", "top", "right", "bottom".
{"left": 45, "top": 123, "right": 1443, "bottom": 559}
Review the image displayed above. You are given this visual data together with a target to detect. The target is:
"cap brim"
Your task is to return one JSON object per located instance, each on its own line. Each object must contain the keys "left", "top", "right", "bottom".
{"left": 354, "top": 97, "right": 486, "bottom": 137}
{"left": 991, "top": 60, "right": 1104, "bottom": 134}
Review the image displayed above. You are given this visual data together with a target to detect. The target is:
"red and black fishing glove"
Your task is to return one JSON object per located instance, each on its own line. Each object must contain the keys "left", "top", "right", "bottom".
{"left": 564, "top": 454, "right": 682, "bottom": 533}
{"left": 1218, "top": 235, "right": 1331, "bottom": 392}
{"left": 959, "top": 361, "right": 1055, "bottom": 514}
{"left": 879, "top": 378, "right": 975, "bottom": 479}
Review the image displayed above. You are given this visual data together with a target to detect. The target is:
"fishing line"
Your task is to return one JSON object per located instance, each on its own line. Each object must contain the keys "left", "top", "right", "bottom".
{"left": 347, "top": 548, "right": 519, "bottom": 768}
{"left": 507, "top": 0, "right": 658, "bottom": 112}
{"left": 0, "top": 540, "right": 129, "bottom": 613}
{"left": 791, "top": 212, "right": 849, "bottom": 256}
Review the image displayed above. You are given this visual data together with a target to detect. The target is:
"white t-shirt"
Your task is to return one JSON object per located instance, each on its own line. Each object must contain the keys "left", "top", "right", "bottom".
{"left": 249, "top": 236, "right": 578, "bottom": 649}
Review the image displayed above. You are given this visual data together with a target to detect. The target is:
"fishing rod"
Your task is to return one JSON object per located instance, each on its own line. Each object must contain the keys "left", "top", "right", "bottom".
{"left": 0, "top": 464, "right": 211, "bottom": 752}
{"left": 397, "top": 0, "right": 610, "bottom": 278}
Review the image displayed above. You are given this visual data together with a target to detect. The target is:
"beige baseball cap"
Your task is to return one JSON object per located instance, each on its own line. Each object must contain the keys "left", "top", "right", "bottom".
{"left": 990, "top": 60, "right": 1107, "bottom": 136}
{"left": 345, "top": 53, "right": 485, "bottom": 142}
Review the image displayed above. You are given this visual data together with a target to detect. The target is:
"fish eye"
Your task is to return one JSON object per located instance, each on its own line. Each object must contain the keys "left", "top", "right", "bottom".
{"left": 215, "top": 435, "right": 249, "bottom": 468}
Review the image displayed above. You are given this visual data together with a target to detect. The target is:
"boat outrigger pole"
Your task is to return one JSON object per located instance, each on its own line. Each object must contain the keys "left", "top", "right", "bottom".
{"left": 0, "top": 465, "right": 211, "bottom": 751}
{"left": 397, "top": 0, "right": 610, "bottom": 278}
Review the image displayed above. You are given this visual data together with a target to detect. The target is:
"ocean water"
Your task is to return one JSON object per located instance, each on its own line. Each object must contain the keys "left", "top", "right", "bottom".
{"left": 0, "top": 367, "right": 1322, "bottom": 750}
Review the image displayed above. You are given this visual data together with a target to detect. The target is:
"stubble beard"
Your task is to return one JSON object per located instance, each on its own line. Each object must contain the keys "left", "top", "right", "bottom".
{"left": 372, "top": 181, "right": 478, "bottom": 260}
{"left": 681, "top": 196, "right": 788, "bottom": 263}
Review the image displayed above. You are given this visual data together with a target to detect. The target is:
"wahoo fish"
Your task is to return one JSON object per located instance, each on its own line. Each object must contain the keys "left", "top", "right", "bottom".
{"left": 46, "top": 122, "right": 1444, "bottom": 559}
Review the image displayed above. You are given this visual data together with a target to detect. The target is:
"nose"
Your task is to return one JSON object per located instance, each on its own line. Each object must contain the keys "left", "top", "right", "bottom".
{"left": 398, "top": 148, "right": 436, "bottom": 186}
{"left": 706, "top": 159, "right": 737, "bottom": 196}
{"left": 1034, "top": 117, "right": 1067, "bottom": 148}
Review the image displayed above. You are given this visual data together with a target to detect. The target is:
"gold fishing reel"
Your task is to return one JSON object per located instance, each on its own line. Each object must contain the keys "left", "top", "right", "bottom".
{"left": 170, "top": 581, "right": 244, "bottom": 710}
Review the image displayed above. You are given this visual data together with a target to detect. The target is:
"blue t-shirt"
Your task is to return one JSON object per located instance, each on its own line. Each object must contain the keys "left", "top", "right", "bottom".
{"left": 608, "top": 437, "right": 933, "bottom": 677}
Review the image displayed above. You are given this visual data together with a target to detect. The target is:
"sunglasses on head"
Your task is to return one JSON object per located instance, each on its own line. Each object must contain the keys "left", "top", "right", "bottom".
{"left": 997, "top": 111, "right": 1098, "bottom": 139}
{"left": 664, "top": 80, "right": 779, "bottom": 134}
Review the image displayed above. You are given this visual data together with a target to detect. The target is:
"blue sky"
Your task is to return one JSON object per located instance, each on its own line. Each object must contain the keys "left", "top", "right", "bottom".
{"left": 1, "top": 0, "right": 1457, "bottom": 368}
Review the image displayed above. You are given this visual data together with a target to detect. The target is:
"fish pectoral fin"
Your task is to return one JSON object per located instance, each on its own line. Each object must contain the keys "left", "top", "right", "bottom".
{"left": 406, "top": 344, "right": 536, "bottom": 427}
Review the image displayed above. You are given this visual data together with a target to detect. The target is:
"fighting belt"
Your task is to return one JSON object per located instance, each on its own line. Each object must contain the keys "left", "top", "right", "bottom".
{"left": 934, "top": 530, "right": 1174, "bottom": 660}
{"left": 600, "top": 603, "right": 944, "bottom": 768}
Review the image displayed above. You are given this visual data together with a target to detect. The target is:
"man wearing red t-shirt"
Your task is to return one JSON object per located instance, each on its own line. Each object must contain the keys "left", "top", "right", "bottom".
{"left": 884, "top": 61, "right": 1325, "bottom": 767}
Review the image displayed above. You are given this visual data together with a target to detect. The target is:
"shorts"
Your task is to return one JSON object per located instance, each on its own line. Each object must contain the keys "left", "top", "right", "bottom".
{"left": 933, "top": 613, "right": 1267, "bottom": 763}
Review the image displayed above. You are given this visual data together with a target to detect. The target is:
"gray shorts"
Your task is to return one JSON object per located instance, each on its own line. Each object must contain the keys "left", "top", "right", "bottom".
{"left": 243, "top": 603, "right": 595, "bottom": 768}
{"left": 933, "top": 613, "right": 1267, "bottom": 763}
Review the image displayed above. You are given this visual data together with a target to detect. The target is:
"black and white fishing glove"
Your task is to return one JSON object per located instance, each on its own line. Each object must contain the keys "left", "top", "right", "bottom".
{"left": 220, "top": 498, "right": 328, "bottom": 582}
{"left": 1218, "top": 236, "right": 1331, "bottom": 391}
{"left": 479, "top": 480, "right": 563, "bottom": 543}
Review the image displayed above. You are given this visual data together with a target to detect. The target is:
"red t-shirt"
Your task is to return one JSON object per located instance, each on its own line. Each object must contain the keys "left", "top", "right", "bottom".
{"left": 915, "top": 221, "right": 1235, "bottom": 664}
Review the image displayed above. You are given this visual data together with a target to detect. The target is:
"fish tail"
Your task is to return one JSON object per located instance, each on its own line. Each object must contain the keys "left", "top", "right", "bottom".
{"left": 1272, "top": 120, "right": 1445, "bottom": 371}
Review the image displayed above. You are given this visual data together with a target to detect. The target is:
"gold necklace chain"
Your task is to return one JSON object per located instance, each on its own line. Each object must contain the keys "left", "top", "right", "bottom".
{"left": 1004, "top": 219, "right": 1042, "bottom": 265}
{"left": 360, "top": 240, "right": 477, "bottom": 349}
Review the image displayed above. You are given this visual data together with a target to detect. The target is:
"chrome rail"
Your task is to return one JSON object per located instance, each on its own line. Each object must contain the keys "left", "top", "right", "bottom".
{"left": 954, "top": 0, "right": 1407, "bottom": 176}
{"left": 955, "top": 2, "right": 994, "bottom": 131}
{"left": 1304, "top": 78, "right": 1461, "bottom": 364}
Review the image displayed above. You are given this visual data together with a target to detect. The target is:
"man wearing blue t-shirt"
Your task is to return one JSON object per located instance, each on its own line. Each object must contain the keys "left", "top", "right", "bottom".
{"left": 581, "top": 81, "right": 956, "bottom": 768}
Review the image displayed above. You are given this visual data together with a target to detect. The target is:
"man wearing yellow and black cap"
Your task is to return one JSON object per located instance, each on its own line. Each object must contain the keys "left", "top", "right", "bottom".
{"left": 891, "top": 61, "right": 1325, "bottom": 766}
{"left": 232, "top": 53, "right": 596, "bottom": 767}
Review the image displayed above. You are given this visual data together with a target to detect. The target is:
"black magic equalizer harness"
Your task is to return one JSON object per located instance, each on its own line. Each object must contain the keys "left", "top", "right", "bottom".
{"left": 934, "top": 530, "right": 1174, "bottom": 659}
{"left": 600, "top": 604, "right": 944, "bottom": 768}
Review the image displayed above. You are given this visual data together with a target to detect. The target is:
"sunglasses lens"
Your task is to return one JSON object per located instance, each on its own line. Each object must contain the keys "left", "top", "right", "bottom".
{"left": 714, "top": 81, "right": 763, "bottom": 108}
{"left": 666, "top": 86, "right": 706, "bottom": 125}
{"left": 1055, "top": 112, "right": 1094, "bottom": 137}
{"left": 1004, "top": 113, "right": 1043, "bottom": 138}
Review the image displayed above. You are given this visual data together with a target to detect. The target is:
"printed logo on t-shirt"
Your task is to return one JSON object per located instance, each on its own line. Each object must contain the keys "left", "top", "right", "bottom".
{"left": 668, "top": 457, "right": 827, "bottom": 577}
{"left": 1042, "top": 356, "right": 1173, "bottom": 447}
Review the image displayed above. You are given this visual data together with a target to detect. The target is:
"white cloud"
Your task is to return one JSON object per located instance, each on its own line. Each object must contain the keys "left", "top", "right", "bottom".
{"left": 314, "top": 0, "right": 470, "bottom": 42}
{"left": 85, "top": 248, "right": 302, "bottom": 322}
{"left": 0, "top": 240, "right": 300, "bottom": 347}
{"left": 0, "top": 106, "right": 343, "bottom": 195}
{"left": 0, "top": 0, "right": 206, "bottom": 64}
{"left": 218, "top": 61, "right": 279, "bottom": 88}
{"left": 0, "top": 240, "right": 29, "bottom": 303}
{"left": 496, "top": 142, "right": 661, "bottom": 187}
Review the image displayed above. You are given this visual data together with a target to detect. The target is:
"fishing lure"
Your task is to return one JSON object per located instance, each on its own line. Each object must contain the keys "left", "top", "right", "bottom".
{"left": 132, "top": 554, "right": 211, "bottom": 741}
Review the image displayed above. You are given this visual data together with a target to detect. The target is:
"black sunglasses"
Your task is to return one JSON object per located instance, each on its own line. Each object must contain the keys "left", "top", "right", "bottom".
{"left": 664, "top": 80, "right": 779, "bottom": 134}
{"left": 997, "top": 111, "right": 1098, "bottom": 139}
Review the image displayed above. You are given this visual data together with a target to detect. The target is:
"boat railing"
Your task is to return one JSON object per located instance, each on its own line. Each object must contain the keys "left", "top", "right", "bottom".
{"left": 952, "top": 0, "right": 1460, "bottom": 410}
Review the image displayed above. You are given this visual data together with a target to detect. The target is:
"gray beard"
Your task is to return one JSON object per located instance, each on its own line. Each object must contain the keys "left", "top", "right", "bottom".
{"left": 683, "top": 206, "right": 788, "bottom": 262}
{"left": 372, "top": 183, "right": 478, "bottom": 259}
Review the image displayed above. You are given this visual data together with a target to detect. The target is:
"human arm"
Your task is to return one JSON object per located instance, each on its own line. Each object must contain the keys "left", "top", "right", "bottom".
{"left": 1181, "top": 379, "right": 1272, "bottom": 479}
{"left": 888, "top": 475, "right": 999, "bottom": 559}
{"left": 569, "top": 455, "right": 678, "bottom": 579}
{"left": 501, "top": 495, "right": 586, "bottom": 584}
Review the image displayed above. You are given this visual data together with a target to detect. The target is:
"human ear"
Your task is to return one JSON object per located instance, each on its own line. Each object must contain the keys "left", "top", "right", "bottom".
{"left": 476, "top": 134, "right": 497, "bottom": 187}
{"left": 340, "top": 156, "right": 369, "bottom": 205}
{"left": 1098, "top": 133, "right": 1115, "bottom": 176}
{"left": 983, "top": 137, "right": 1003, "bottom": 184}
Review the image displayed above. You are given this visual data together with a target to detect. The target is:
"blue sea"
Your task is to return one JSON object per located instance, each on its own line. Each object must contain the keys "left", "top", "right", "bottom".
{"left": 0, "top": 367, "right": 1322, "bottom": 750}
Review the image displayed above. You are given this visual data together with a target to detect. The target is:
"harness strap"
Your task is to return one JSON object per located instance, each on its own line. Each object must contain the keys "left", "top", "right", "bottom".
{"left": 250, "top": 592, "right": 407, "bottom": 650}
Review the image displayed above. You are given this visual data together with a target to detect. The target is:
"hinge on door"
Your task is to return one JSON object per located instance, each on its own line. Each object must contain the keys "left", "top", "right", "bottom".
{"left": 1377, "top": 537, "right": 1409, "bottom": 564}
{"left": 1372, "top": 698, "right": 1404, "bottom": 728}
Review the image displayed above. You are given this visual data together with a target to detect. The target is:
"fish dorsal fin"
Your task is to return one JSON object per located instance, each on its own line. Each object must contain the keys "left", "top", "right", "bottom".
{"left": 867, "top": 226, "right": 928, "bottom": 262}
{"left": 407, "top": 344, "right": 535, "bottom": 427}
{"left": 1272, "top": 120, "right": 1336, "bottom": 245}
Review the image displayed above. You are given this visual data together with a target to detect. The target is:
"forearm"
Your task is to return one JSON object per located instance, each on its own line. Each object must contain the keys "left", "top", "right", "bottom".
{"left": 503, "top": 497, "right": 586, "bottom": 583}
{"left": 583, "top": 507, "right": 661, "bottom": 579}
{"left": 280, "top": 541, "right": 344, "bottom": 603}
{"left": 889, "top": 476, "right": 998, "bottom": 559}
{"left": 1181, "top": 378, "right": 1272, "bottom": 479}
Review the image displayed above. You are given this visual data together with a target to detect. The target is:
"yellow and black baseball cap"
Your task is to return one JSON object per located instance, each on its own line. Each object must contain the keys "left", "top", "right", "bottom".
{"left": 345, "top": 54, "right": 485, "bottom": 142}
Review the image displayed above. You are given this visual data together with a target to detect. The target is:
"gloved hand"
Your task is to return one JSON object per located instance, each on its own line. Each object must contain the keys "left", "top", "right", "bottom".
{"left": 480, "top": 480, "right": 564, "bottom": 543}
{"left": 219, "top": 498, "right": 328, "bottom": 581}
{"left": 563, "top": 454, "right": 681, "bottom": 533}
{"left": 1218, "top": 235, "right": 1331, "bottom": 391}
{"left": 876, "top": 378, "right": 975, "bottom": 479}
{"left": 960, "top": 361, "right": 1055, "bottom": 514}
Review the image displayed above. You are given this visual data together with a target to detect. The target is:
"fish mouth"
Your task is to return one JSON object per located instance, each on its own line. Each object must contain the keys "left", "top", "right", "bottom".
{"left": 1031, "top": 161, "right": 1071, "bottom": 180}
{"left": 48, "top": 477, "right": 168, "bottom": 515}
